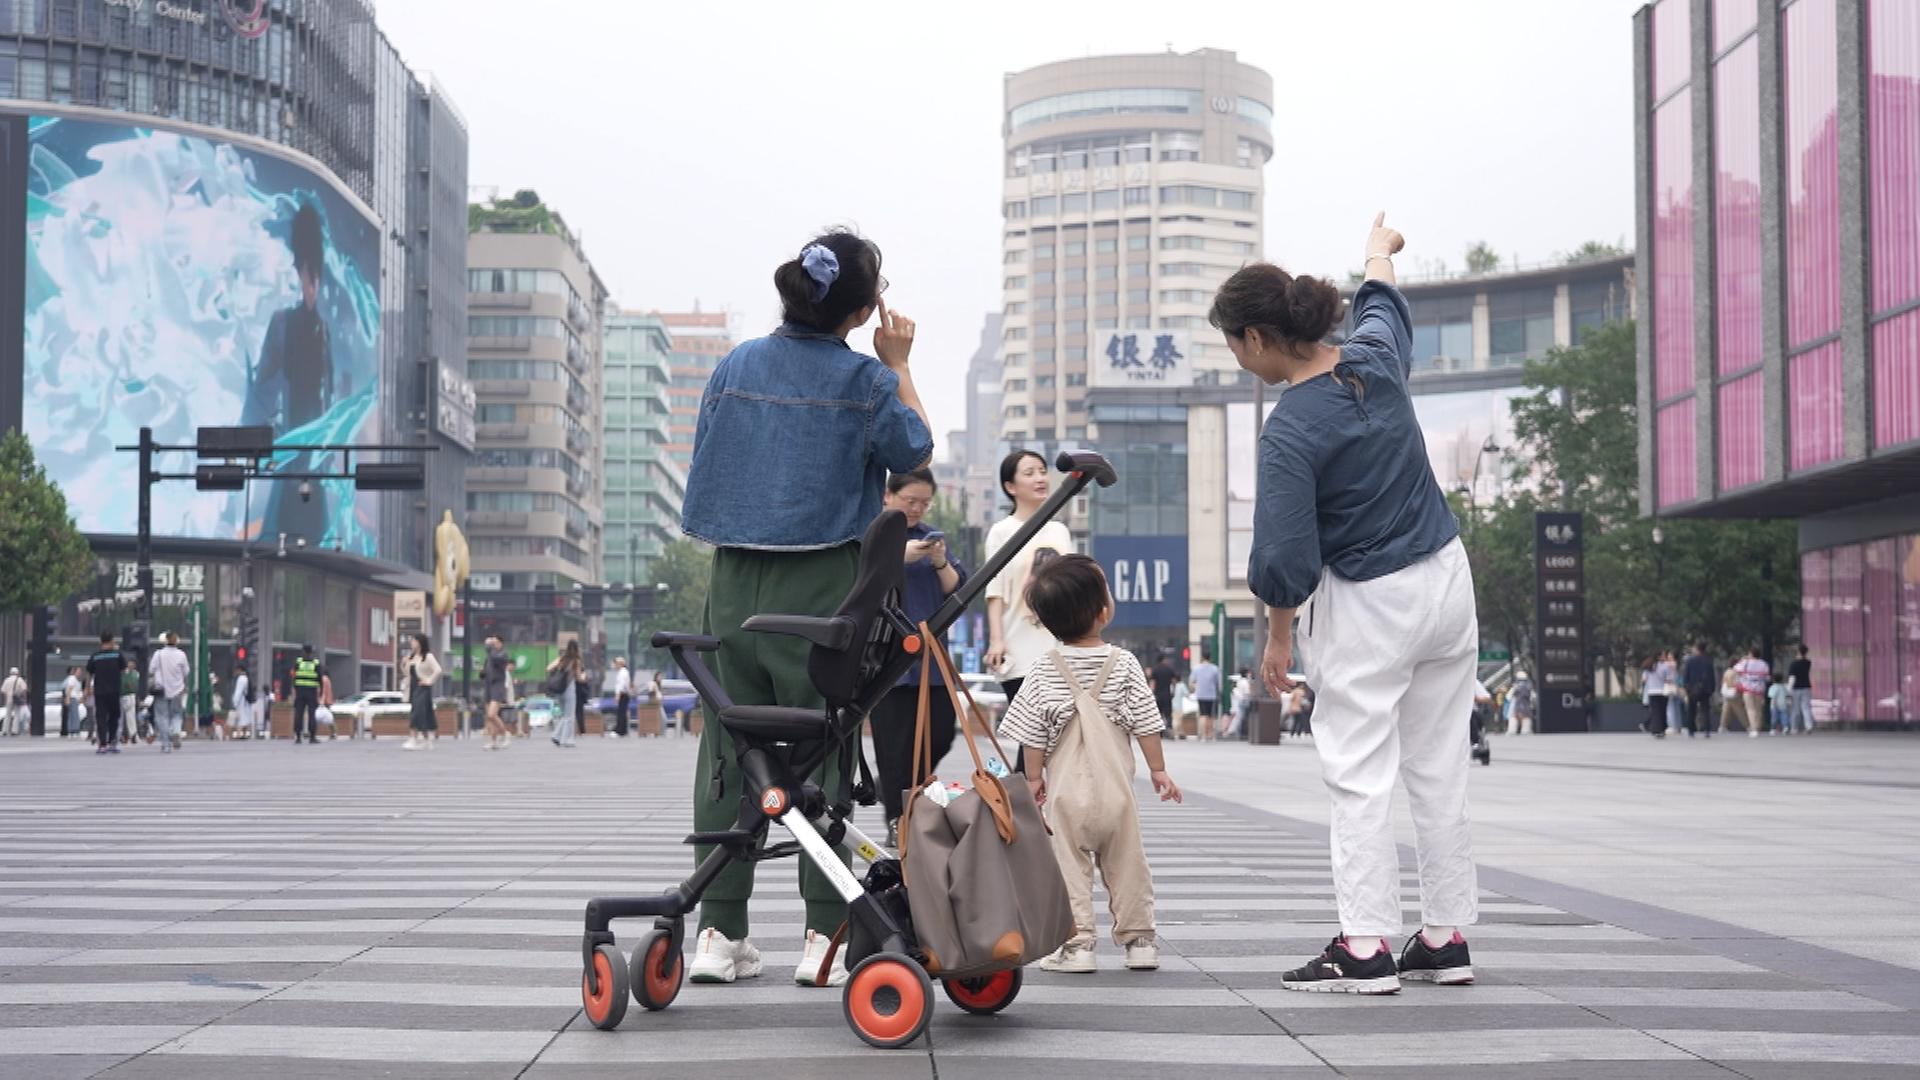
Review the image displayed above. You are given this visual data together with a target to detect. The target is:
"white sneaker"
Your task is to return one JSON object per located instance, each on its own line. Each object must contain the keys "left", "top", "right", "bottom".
{"left": 687, "top": 928, "right": 763, "bottom": 984}
{"left": 794, "top": 930, "right": 849, "bottom": 987}
{"left": 1039, "top": 941, "right": 1096, "bottom": 973}
{"left": 1124, "top": 941, "right": 1160, "bottom": 970}
{"left": 400, "top": 736, "right": 421, "bottom": 751}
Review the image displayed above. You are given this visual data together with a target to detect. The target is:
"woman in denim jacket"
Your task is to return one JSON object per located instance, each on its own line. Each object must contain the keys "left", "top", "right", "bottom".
{"left": 679, "top": 228, "right": 934, "bottom": 988}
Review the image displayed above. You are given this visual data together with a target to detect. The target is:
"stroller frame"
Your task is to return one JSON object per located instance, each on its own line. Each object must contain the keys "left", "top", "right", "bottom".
{"left": 579, "top": 451, "right": 1116, "bottom": 1048}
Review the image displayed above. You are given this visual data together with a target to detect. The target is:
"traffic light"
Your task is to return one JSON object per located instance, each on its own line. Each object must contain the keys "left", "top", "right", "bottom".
{"left": 123, "top": 621, "right": 150, "bottom": 654}
{"left": 581, "top": 586, "right": 604, "bottom": 617}
{"left": 237, "top": 610, "right": 259, "bottom": 666}
{"left": 32, "top": 605, "right": 54, "bottom": 644}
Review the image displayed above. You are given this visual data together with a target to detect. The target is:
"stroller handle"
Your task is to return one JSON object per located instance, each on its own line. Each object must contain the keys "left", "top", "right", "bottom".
{"left": 829, "top": 450, "right": 1115, "bottom": 738}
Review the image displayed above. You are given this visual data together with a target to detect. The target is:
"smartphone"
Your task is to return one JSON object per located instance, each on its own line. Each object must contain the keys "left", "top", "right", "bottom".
{"left": 921, "top": 531, "right": 945, "bottom": 545}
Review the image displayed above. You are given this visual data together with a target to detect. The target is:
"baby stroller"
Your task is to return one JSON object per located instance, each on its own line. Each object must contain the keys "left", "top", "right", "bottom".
{"left": 578, "top": 451, "right": 1116, "bottom": 1049}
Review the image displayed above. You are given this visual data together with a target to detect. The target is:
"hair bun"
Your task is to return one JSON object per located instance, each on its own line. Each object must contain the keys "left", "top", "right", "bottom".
{"left": 1284, "top": 275, "right": 1342, "bottom": 341}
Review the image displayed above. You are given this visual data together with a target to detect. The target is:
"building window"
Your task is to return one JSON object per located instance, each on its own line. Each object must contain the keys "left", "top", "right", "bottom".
{"left": 1159, "top": 132, "right": 1201, "bottom": 162}
{"left": 1784, "top": 0, "right": 1844, "bottom": 470}
{"left": 1095, "top": 265, "right": 1117, "bottom": 281}
{"left": 1066, "top": 373, "right": 1088, "bottom": 387}
{"left": 1033, "top": 349, "right": 1056, "bottom": 364}
{"left": 1124, "top": 186, "right": 1150, "bottom": 205}
{"left": 1127, "top": 234, "right": 1150, "bottom": 251}
{"left": 1034, "top": 270, "right": 1055, "bottom": 285}
{"left": 1034, "top": 296, "right": 1055, "bottom": 312}
{"left": 1066, "top": 346, "right": 1087, "bottom": 362}
{"left": 1031, "top": 195, "right": 1057, "bottom": 217}
{"left": 1065, "top": 294, "right": 1086, "bottom": 309}
{"left": 1095, "top": 237, "right": 1118, "bottom": 254}
{"left": 1004, "top": 275, "right": 1027, "bottom": 290}
{"left": 1126, "top": 314, "right": 1152, "bottom": 329}
{"left": 1651, "top": 94, "right": 1694, "bottom": 402}
{"left": 1034, "top": 244, "right": 1055, "bottom": 260}
{"left": 1094, "top": 316, "right": 1118, "bottom": 329}
{"left": 1128, "top": 261, "right": 1151, "bottom": 278}
{"left": 1869, "top": 0, "right": 1920, "bottom": 448}
{"left": 1004, "top": 200, "right": 1028, "bottom": 219}
{"left": 1489, "top": 287, "right": 1556, "bottom": 365}
{"left": 1035, "top": 375, "right": 1055, "bottom": 388}
{"left": 1126, "top": 289, "right": 1149, "bottom": 304}
{"left": 1064, "top": 320, "right": 1087, "bottom": 334}
{"left": 1092, "top": 190, "right": 1118, "bottom": 211}
{"left": 1097, "top": 291, "right": 1118, "bottom": 307}
{"left": 1004, "top": 302, "right": 1027, "bottom": 315}
{"left": 1065, "top": 240, "right": 1086, "bottom": 257}
{"left": 1006, "top": 379, "right": 1028, "bottom": 392}
{"left": 1004, "top": 352, "right": 1027, "bottom": 366}
{"left": 1159, "top": 289, "right": 1210, "bottom": 304}
{"left": 1064, "top": 192, "right": 1091, "bottom": 213}
{"left": 1064, "top": 267, "right": 1086, "bottom": 283}
{"left": 1008, "top": 87, "right": 1204, "bottom": 132}
{"left": 1004, "top": 249, "right": 1026, "bottom": 264}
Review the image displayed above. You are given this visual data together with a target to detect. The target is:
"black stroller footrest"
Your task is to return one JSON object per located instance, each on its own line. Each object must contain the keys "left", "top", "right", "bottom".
{"left": 683, "top": 830, "right": 758, "bottom": 848}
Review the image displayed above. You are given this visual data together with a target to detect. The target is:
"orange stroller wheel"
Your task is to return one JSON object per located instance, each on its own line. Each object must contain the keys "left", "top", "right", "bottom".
{"left": 630, "top": 930, "right": 684, "bottom": 1011}
{"left": 842, "top": 953, "right": 933, "bottom": 1049}
{"left": 581, "top": 943, "right": 629, "bottom": 1030}
{"left": 943, "top": 967, "right": 1023, "bottom": 1015}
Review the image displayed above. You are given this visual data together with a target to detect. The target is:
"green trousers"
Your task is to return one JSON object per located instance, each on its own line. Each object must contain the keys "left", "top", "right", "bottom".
{"left": 694, "top": 543, "right": 858, "bottom": 940}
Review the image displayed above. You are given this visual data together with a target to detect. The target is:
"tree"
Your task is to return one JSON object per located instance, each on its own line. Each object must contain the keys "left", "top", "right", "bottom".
{"left": 0, "top": 429, "right": 93, "bottom": 614}
{"left": 1465, "top": 241, "right": 1502, "bottom": 274}
{"left": 1460, "top": 322, "right": 1799, "bottom": 690}
{"left": 1560, "top": 238, "right": 1628, "bottom": 264}
{"left": 645, "top": 539, "right": 713, "bottom": 671}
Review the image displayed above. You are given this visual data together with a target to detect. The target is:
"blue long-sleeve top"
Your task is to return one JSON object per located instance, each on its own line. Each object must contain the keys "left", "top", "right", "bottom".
{"left": 1247, "top": 281, "right": 1459, "bottom": 610}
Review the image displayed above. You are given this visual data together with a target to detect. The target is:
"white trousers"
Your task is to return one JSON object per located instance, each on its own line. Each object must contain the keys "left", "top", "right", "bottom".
{"left": 1299, "top": 539, "right": 1480, "bottom": 938}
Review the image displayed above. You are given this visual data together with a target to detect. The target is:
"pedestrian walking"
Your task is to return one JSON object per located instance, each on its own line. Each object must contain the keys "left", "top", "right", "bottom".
{"left": 1191, "top": 651, "right": 1223, "bottom": 739}
{"left": 545, "top": 640, "right": 582, "bottom": 749}
{"left": 1217, "top": 214, "right": 1478, "bottom": 993}
{"left": 1682, "top": 642, "right": 1716, "bottom": 738}
{"left": 229, "top": 668, "right": 252, "bottom": 740}
{"left": 1286, "top": 684, "right": 1314, "bottom": 738}
{"left": 401, "top": 634, "right": 441, "bottom": 751}
{"left": 85, "top": 633, "right": 126, "bottom": 755}
{"left": 1, "top": 668, "right": 28, "bottom": 736}
{"left": 997, "top": 555, "right": 1181, "bottom": 974}
{"left": 315, "top": 672, "right": 337, "bottom": 740}
{"left": 481, "top": 636, "right": 515, "bottom": 750}
{"left": 203, "top": 670, "right": 226, "bottom": 741}
{"left": 872, "top": 468, "right": 969, "bottom": 850}
{"left": 1507, "top": 672, "right": 1536, "bottom": 735}
{"left": 1768, "top": 674, "right": 1791, "bottom": 736}
{"left": 1147, "top": 653, "right": 1178, "bottom": 734}
{"left": 1641, "top": 653, "right": 1670, "bottom": 739}
{"left": 610, "top": 657, "right": 632, "bottom": 739}
{"left": 983, "top": 449, "right": 1075, "bottom": 702}
{"left": 289, "top": 645, "right": 323, "bottom": 745}
{"left": 118, "top": 662, "right": 139, "bottom": 745}
{"left": 1662, "top": 652, "right": 1686, "bottom": 734}
{"left": 677, "top": 227, "right": 932, "bottom": 989}
{"left": 1229, "top": 668, "right": 1253, "bottom": 740}
{"left": 61, "top": 664, "right": 83, "bottom": 737}
{"left": 1788, "top": 644, "right": 1816, "bottom": 733}
{"left": 148, "top": 632, "right": 190, "bottom": 752}
{"left": 1719, "top": 663, "right": 1744, "bottom": 734}
{"left": 1735, "top": 646, "right": 1770, "bottom": 738}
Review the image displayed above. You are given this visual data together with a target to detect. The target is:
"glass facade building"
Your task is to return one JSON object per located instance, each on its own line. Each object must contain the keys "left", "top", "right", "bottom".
{"left": 1634, "top": 0, "right": 1920, "bottom": 727}
{"left": 600, "top": 312, "right": 686, "bottom": 661}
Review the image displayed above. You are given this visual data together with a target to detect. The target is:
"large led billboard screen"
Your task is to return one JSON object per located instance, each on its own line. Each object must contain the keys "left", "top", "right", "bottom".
{"left": 18, "top": 114, "right": 382, "bottom": 555}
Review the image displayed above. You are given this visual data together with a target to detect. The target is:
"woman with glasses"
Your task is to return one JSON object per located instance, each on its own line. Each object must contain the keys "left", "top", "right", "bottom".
{"left": 678, "top": 227, "right": 934, "bottom": 991}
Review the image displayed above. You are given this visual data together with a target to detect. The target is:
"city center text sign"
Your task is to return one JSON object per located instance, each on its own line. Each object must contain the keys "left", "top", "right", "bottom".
{"left": 1534, "top": 512, "right": 1587, "bottom": 732}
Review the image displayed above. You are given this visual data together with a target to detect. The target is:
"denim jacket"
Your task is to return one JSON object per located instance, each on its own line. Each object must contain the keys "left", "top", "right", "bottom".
{"left": 681, "top": 324, "right": 934, "bottom": 550}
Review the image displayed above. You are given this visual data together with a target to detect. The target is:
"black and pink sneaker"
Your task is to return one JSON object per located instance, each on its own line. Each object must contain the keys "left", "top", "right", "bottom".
{"left": 1398, "top": 930, "right": 1475, "bottom": 985}
{"left": 1281, "top": 936, "right": 1401, "bottom": 994}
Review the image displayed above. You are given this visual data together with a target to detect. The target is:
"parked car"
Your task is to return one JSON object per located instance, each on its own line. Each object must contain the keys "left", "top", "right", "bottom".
{"left": 658, "top": 679, "right": 697, "bottom": 730}
{"left": 331, "top": 691, "right": 410, "bottom": 736}
{"left": 959, "top": 673, "right": 1008, "bottom": 721}
{"left": 519, "top": 695, "right": 558, "bottom": 729}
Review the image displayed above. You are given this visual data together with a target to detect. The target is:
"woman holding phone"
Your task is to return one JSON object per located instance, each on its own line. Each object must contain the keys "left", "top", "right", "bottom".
{"left": 1213, "top": 213, "right": 1480, "bottom": 995}
{"left": 871, "top": 467, "right": 968, "bottom": 849}
{"left": 679, "top": 227, "right": 934, "bottom": 989}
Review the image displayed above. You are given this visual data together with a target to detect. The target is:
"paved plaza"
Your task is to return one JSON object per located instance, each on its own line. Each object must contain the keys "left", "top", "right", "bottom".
{"left": 0, "top": 730, "right": 1914, "bottom": 1079}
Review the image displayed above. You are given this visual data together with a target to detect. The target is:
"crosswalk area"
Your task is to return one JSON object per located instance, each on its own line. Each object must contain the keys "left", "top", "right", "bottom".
{"left": 0, "top": 737, "right": 1913, "bottom": 1079}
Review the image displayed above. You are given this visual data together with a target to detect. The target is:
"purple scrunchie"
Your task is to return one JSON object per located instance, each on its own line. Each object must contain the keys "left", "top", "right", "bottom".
{"left": 800, "top": 243, "right": 839, "bottom": 302}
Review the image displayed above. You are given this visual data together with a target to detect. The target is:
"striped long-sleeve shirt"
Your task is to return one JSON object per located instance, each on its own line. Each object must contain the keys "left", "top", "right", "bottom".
{"left": 996, "top": 645, "right": 1165, "bottom": 757}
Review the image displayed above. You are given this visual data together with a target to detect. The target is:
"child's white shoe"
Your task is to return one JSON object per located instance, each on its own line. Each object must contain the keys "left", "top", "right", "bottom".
{"left": 1039, "top": 941, "right": 1096, "bottom": 973}
{"left": 687, "top": 928, "right": 762, "bottom": 984}
{"left": 1124, "top": 940, "right": 1160, "bottom": 970}
{"left": 794, "top": 930, "right": 848, "bottom": 986}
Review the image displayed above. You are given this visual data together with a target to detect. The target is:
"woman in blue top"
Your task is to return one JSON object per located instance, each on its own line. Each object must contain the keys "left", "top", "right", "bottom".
{"left": 1211, "top": 214, "right": 1480, "bottom": 996}
{"left": 678, "top": 228, "right": 934, "bottom": 989}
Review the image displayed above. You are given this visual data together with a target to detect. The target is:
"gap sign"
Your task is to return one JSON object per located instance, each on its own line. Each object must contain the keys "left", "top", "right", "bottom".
{"left": 1091, "top": 536, "right": 1189, "bottom": 629}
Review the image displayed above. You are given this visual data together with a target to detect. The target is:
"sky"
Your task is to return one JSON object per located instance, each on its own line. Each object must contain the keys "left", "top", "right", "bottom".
{"left": 381, "top": 0, "right": 1649, "bottom": 446}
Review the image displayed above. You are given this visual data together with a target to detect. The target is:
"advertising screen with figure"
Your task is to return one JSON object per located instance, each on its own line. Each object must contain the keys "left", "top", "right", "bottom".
{"left": 17, "top": 114, "right": 382, "bottom": 555}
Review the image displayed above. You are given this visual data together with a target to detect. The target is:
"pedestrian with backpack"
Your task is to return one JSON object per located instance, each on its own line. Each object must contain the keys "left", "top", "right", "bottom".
{"left": 997, "top": 554, "right": 1181, "bottom": 975}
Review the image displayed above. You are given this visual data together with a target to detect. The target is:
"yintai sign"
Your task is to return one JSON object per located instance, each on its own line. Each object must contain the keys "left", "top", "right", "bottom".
{"left": 1090, "top": 330, "right": 1193, "bottom": 390}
